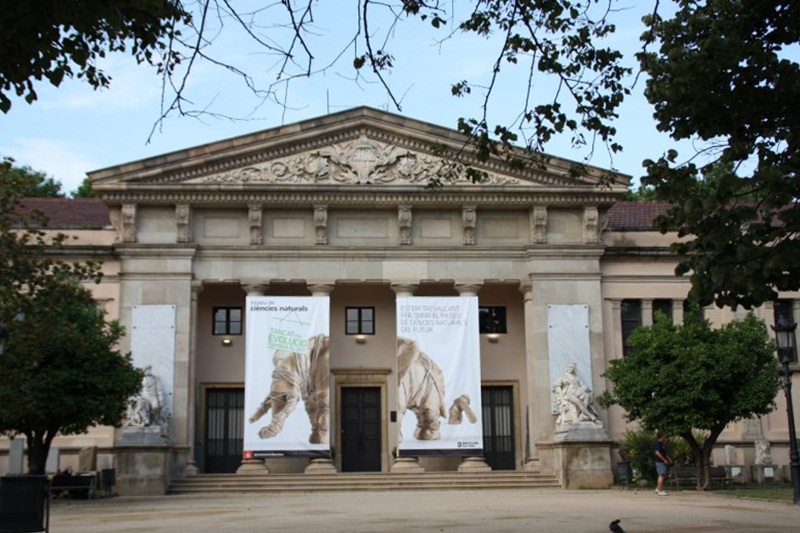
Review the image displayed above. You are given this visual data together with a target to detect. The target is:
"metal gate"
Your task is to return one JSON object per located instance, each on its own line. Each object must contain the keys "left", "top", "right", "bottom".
{"left": 205, "top": 388, "right": 244, "bottom": 474}
{"left": 481, "top": 386, "right": 516, "bottom": 470}
{"left": 340, "top": 387, "right": 382, "bottom": 472}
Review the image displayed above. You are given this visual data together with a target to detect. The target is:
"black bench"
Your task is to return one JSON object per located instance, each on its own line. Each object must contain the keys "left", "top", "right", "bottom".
{"left": 669, "top": 465, "right": 730, "bottom": 489}
{"left": 50, "top": 473, "right": 96, "bottom": 500}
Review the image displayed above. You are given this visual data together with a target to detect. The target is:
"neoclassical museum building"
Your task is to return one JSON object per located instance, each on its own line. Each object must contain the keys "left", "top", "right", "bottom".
{"left": 2, "top": 107, "right": 798, "bottom": 494}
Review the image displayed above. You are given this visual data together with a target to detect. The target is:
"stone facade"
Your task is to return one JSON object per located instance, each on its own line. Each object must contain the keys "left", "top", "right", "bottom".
{"left": 2, "top": 108, "right": 798, "bottom": 492}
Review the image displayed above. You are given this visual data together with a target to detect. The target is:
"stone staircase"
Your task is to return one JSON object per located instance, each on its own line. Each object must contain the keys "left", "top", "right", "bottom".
{"left": 168, "top": 471, "right": 561, "bottom": 494}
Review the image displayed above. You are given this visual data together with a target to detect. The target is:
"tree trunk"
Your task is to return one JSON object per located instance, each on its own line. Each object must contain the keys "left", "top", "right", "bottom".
{"left": 25, "top": 429, "right": 55, "bottom": 475}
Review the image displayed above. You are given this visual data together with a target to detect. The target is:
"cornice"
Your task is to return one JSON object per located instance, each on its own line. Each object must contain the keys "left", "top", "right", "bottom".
{"left": 99, "top": 189, "right": 622, "bottom": 208}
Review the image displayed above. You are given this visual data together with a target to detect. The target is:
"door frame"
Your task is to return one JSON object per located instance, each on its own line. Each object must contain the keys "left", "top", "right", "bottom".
{"left": 332, "top": 368, "right": 390, "bottom": 472}
{"left": 198, "top": 382, "right": 244, "bottom": 473}
{"left": 481, "top": 380, "right": 523, "bottom": 469}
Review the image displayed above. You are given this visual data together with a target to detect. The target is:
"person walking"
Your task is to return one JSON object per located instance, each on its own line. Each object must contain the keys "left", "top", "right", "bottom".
{"left": 654, "top": 430, "right": 672, "bottom": 495}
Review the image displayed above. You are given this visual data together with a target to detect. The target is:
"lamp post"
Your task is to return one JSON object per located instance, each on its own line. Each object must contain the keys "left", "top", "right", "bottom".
{"left": 0, "top": 322, "right": 8, "bottom": 356}
{"left": 772, "top": 317, "right": 800, "bottom": 504}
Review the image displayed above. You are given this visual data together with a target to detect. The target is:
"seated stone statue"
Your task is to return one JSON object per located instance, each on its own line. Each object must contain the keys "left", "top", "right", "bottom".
{"left": 126, "top": 365, "right": 167, "bottom": 428}
{"left": 553, "top": 363, "right": 600, "bottom": 428}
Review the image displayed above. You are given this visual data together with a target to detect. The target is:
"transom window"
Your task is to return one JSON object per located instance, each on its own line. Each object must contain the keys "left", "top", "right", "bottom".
{"left": 346, "top": 307, "right": 374, "bottom": 335}
{"left": 213, "top": 307, "right": 242, "bottom": 335}
{"left": 479, "top": 306, "right": 507, "bottom": 334}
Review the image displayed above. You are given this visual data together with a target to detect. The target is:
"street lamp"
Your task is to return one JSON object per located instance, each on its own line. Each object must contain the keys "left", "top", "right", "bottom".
{"left": 772, "top": 317, "right": 800, "bottom": 504}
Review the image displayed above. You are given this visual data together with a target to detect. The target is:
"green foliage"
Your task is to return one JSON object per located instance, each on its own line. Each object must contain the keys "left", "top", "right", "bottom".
{"left": 0, "top": 166, "right": 140, "bottom": 474}
{"left": 639, "top": 0, "right": 800, "bottom": 309}
{"left": 619, "top": 427, "right": 694, "bottom": 482}
{"left": 71, "top": 177, "right": 97, "bottom": 198}
{"left": 599, "top": 312, "right": 779, "bottom": 488}
{"left": 0, "top": 0, "right": 189, "bottom": 112}
{"left": 1, "top": 158, "right": 65, "bottom": 198}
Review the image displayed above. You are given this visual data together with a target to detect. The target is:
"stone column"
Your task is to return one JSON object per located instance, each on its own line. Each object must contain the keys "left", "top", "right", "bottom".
{"left": 455, "top": 283, "right": 491, "bottom": 472}
{"left": 390, "top": 283, "right": 425, "bottom": 473}
{"left": 236, "top": 282, "right": 271, "bottom": 475}
{"left": 609, "top": 300, "right": 623, "bottom": 360}
{"left": 304, "top": 283, "right": 337, "bottom": 474}
{"left": 642, "top": 300, "right": 654, "bottom": 327}
{"left": 672, "top": 301, "right": 684, "bottom": 325}
{"left": 185, "top": 281, "right": 203, "bottom": 476}
{"left": 519, "top": 282, "right": 540, "bottom": 471}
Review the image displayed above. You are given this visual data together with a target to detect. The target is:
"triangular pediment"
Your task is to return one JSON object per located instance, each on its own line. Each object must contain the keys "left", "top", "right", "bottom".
{"left": 90, "top": 107, "right": 630, "bottom": 193}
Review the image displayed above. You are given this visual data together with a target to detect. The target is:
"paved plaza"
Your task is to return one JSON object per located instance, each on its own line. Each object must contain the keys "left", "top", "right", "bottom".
{"left": 47, "top": 487, "right": 799, "bottom": 533}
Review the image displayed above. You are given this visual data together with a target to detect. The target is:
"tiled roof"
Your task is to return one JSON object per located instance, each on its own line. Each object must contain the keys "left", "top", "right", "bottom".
{"left": 606, "top": 202, "right": 669, "bottom": 231}
{"left": 19, "top": 198, "right": 667, "bottom": 231}
{"left": 17, "top": 198, "right": 111, "bottom": 229}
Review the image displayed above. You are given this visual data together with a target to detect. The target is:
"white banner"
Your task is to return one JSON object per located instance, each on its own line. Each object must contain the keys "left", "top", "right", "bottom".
{"left": 244, "top": 296, "right": 330, "bottom": 457}
{"left": 396, "top": 296, "right": 483, "bottom": 455}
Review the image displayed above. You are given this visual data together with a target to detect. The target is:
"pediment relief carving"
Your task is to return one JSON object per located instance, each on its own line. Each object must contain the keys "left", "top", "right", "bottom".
{"left": 194, "top": 135, "right": 532, "bottom": 187}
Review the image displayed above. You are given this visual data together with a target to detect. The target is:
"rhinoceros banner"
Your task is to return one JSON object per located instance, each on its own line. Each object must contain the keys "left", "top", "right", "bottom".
{"left": 243, "top": 296, "right": 330, "bottom": 458}
{"left": 396, "top": 296, "right": 483, "bottom": 456}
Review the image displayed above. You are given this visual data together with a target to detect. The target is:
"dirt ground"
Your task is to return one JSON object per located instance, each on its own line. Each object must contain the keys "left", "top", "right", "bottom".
{"left": 42, "top": 487, "right": 800, "bottom": 533}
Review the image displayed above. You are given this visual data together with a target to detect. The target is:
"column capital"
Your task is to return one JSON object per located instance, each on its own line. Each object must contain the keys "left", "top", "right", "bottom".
{"left": 455, "top": 283, "right": 482, "bottom": 297}
{"left": 308, "top": 283, "right": 334, "bottom": 297}
{"left": 242, "top": 283, "right": 268, "bottom": 296}
{"left": 391, "top": 284, "right": 418, "bottom": 297}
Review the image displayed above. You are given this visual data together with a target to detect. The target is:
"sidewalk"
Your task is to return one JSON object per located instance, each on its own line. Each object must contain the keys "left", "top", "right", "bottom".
{"left": 48, "top": 487, "right": 798, "bottom": 533}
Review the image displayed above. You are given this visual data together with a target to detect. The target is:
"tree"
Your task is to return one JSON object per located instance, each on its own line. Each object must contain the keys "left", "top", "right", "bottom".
{"left": 639, "top": 1, "right": 800, "bottom": 309}
{"left": 0, "top": 160, "right": 143, "bottom": 474}
{"left": 1, "top": 159, "right": 65, "bottom": 198}
{"left": 0, "top": 0, "right": 188, "bottom": 113}
{"left": 71, "top": 177, "right": 97, "bottom": 198}
{"left": 598, "top": 312, "right": 780, "bottom": 490}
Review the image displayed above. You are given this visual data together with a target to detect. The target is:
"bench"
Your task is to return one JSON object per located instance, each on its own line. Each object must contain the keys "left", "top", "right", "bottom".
{"left": 669, "top": 465, "right": 730, "bottom": 490}
{"left": 50, "top": 473, "right": 96, "bottom": 499}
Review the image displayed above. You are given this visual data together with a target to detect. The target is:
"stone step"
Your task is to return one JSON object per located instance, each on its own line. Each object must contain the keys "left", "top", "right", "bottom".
{"left": 168, "top": 472, "right": 561, "bottom": 494}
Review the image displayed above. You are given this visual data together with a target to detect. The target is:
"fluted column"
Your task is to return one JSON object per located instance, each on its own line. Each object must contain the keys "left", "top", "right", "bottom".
{"left": 305, "top": 282, "right": 337, "bottom": 474}
{"left": 185, "top": 281, "right": 203, "bottom": 476}
{"left": 520, "top": 282, "right": 540, "bottom": 471}
{"left": 456, "top": 283, "right": 491, "bottom": 472}
{"left": 236, "top": 282, "right": 270, "bottom": 475}
{"left": 390, "top": 283, "right": 424, "bottom": 473}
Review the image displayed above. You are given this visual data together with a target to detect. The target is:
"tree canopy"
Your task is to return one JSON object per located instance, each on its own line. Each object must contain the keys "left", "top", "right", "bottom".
{"left": 0, "top": 162, "right": 142, "bottom": 474}
{"left": 639, "top": 1, "right": 800, "bottom": 309}
{"left": 1, "top": 1, "right": 798, "bottom": 308}
{"left": 598, "top": 312, "right": 780, "bottom": 489}
{"left": 0, "top": 0, "right": 187, "bottom": 113}
{"left": 1, "top": 158, "right": 65, "bottom": 198}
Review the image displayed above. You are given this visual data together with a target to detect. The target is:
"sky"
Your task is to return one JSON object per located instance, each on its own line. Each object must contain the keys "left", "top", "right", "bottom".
{"left": 0, "top": 2, "right": 685, "bottom": 196}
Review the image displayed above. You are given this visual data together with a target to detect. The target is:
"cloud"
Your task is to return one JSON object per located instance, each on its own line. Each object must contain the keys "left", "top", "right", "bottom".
{"left": 0, "top": 138, "right": 97, "bottom": 195}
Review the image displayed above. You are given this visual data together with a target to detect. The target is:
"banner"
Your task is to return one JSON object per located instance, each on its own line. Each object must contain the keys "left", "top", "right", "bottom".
{"left": 243, "top": 296, "right": 330, "bottom": 458}
{"left": 396, "top": 296, "right": 483, "bottom": 455}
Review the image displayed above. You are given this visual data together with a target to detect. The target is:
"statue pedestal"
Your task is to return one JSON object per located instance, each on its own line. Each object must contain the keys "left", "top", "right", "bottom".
{"left": 117, "top": 426, "right": 171, "bottom": 446}
{"left": 551, "top": 422, "right": 613, "bottom": 489}
{"left": 115, "top": 445, "right": 172, "bottom": 496}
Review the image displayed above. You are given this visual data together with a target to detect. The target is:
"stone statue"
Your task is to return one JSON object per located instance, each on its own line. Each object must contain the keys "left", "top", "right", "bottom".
{"left": 396, "top": 337, "right": 447, "bottom": 442}
{"left": 126, "top": 365, "right": 167, "bottom": 428}
{"left": 553, "top": 363, "right": 600, "bottom": 428}
{"left": 755, "top": 438, "right": 773, "bottom": 465}
{"left": 448, "top": 394, "right": 478, "bottom": 425}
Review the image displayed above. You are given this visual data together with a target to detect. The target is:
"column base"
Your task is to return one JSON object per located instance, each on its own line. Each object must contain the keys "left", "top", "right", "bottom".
{"left": 185, "top": 460, "right": 200, "bottom": 476}
{"left": 522, "top": 458, "right": 541, "bottom": 472}
{"left": 457, "top": 456, "right": 492, "bottom": 472}
{"left": 236, "top": 459, "right": 270, "bottom": 475}
{"left": 391, "top": 457, "right": 425, "bottom": 473}
{"left": 305, "top": 458, "right": 337, "bottom": 474}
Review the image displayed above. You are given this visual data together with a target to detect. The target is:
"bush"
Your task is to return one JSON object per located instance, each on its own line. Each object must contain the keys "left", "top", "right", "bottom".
{"left": 618, "top": 428, "right": 692, "bottom": 483}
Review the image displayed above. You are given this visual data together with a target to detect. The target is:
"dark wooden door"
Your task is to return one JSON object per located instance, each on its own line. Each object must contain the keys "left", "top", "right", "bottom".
{"left": 205, "top": 388, "right": 244, "bottom": 473}
{"left": 341, "top": 387, "right": 382, "bottom": 472}
{"left": 482, "top": 386, "right": 516, "bottom": 470}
